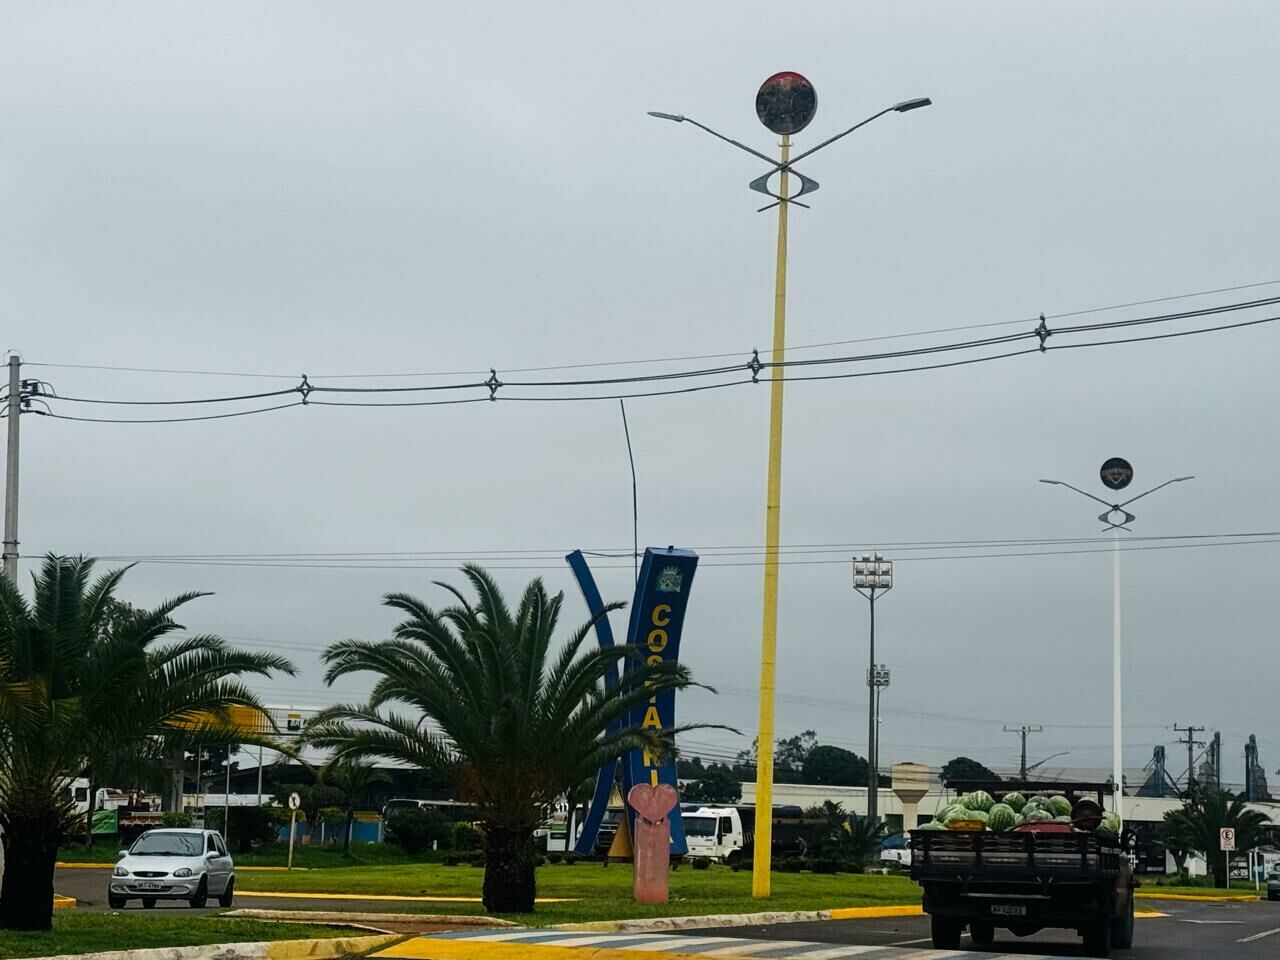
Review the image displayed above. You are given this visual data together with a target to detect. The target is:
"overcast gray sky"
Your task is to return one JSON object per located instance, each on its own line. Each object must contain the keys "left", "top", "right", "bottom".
{"left": 3, "top": 1, "right": 1278, "bottom": 787}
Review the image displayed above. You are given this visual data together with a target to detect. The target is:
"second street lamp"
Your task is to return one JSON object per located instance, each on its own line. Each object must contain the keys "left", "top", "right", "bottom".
{"left": 649, "top": 75, "right": 930, "bottom": 898}
{"left": 1040, "top": 460, "right": 1194, "bottom": 829}
{"left": 854, "top": 554, "right": 893, "bottom": 824}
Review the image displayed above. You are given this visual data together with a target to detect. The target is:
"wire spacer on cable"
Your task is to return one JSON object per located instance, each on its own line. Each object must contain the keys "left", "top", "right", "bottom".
{"left": 486, "top": 368, "right": 502, "bottom": 401}
{"left": 1035, "top": 313, "right": 1052, "bottom": 352}
{"left": 748, "top": 349, "right": 763, "bottom": 383}
{"left": 298, "top": 374, "right": 313, "bottom": 404}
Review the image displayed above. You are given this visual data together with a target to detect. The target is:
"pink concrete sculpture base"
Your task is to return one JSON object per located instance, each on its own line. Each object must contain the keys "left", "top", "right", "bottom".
{"left": 627, "top": 782, "right": 679, "bottom": 905}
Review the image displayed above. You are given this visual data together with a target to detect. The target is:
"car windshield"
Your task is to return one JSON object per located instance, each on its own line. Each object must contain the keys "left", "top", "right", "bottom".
{"left": 684, "top": 816, "right": 716, "bottom": 837}
{"left": 130, "top": 832, "right": 203, "bottom": 856}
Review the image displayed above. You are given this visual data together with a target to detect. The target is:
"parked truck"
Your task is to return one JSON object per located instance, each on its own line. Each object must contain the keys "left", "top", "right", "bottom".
{"left": 681, "top": 804, "right": 828, "bottom": 864}
{"left": 909, "top": 781, "right": 1135, "bottom": 957}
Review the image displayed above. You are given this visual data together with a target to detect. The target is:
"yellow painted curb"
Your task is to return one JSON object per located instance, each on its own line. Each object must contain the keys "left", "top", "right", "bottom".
{"left": 1135, "top": 910, "right": 1168, "bottom": 918}
{"left": 238, "top": 890, "right": 576, "bottom": 904}
{"left": 1135, "top": 891, "right": 1258, "bottom": 902}
{"left": 265, "top": 934, "right": 401, "bottom": 960}
{"left": 53, "top": 894, "right": 77, "bottom": 909}
{"left": 828, "top": 904, "right": 923, "bottom": 920}
{"left": 378, "top": 941, "right": 703, "bottom": 960}
{"left": 56, "top": 862, "right": 308, "bottom": 871}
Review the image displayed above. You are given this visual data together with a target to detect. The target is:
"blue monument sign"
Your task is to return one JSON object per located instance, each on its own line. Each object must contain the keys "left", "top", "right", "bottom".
{"left": 567, "top": 547, "right": 698, "bottom": 856}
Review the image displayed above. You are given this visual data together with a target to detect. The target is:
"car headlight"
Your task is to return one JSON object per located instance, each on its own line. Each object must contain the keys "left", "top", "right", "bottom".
{"left": 113, "top": 865, "right": 129, "bottom": 877}
{"left": 173, "top": 867, "right": 193, "bottom": 878}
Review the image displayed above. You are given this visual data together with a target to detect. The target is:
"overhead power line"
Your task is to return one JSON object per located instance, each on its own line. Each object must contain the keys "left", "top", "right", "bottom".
{"left": 23, "top": 277, "right": 1280, "bottom": 381}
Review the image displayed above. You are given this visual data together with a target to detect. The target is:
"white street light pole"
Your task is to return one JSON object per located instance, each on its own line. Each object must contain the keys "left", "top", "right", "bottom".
{"left": 1040, "top": 463, "right": 1193, "bottom": 829}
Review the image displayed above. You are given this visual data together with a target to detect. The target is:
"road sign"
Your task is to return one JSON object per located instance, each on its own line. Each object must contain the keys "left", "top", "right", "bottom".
{"left": 756, "top": 72, "right": 817, "bottom": 136}
{"left": 288, "top": 791, "right": 301, "bottom": 811}
{"left": 1220, "top": 827, "right": 1236, "bottom": 851}
{"left": 1100, "top": 457, "right": 1133, "bottom": 490}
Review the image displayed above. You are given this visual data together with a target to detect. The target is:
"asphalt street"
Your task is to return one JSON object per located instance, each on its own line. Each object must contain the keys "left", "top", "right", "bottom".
{"left": 691, "top": 896, "right": 1280, "bottom": 959}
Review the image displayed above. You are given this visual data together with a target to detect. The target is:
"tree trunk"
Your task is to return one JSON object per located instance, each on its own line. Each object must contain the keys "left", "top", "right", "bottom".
{"left": 343, "top": 810, "right": 353, "bottom": 855}
{"left": 0, "top": 819, "right": 60, "bottom": 931}
{"left": 482, "top": 827, "right": 537, "bottom": 913}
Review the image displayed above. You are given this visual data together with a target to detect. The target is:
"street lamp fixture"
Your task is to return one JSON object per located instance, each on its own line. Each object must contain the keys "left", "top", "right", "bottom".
{"left": 650, "top": 76, "right": 930, "bottom": 898}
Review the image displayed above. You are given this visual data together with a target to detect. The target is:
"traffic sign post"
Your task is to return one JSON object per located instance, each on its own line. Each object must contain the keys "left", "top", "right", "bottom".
{"left": 1220, "top": 827, "right": 1236, "bottom": 889}
{"left": 287, "top": 791, "right": 301, "bottom": 870}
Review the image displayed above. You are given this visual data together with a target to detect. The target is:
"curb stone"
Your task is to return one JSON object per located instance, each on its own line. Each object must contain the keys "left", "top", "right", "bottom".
{"left": 23, "top": 933, "right": 398, "bottom": 960}
{"left": 228, "top": 910, "right": 516, "bottom": 928}
{"left": 553, "top": 904, "right": 923, "bottom": 933}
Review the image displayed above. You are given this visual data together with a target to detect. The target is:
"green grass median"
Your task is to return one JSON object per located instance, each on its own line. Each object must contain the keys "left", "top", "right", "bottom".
{"left": 0, "top": 915, "right": 353, "bottom": 959}
{"left": 238, "top": 861, "right": 922, "bottom": 924}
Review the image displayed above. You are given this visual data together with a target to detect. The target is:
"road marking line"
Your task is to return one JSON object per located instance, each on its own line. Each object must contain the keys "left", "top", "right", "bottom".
{"left": 1237, "top": 927, "right": 1280, "bottom": 943}
{"left": 237, "top": 890, "right": 575, "bottom": 903}
{"left": 827, "top": 906, "right": 924, "bottom": 920}
{"left": 1135, "top": 910, "right": 1168, "bottom": 918}
{"left": 1177, "top": 918, "right": 1243, "bottom": 924}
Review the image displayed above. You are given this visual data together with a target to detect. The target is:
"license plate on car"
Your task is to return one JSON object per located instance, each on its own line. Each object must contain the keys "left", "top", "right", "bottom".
{"left": 991, "top": 904, "right": 1027, "bottom": 917}
{"left": 135, "top": 882, "right": 162, "bottom": 890}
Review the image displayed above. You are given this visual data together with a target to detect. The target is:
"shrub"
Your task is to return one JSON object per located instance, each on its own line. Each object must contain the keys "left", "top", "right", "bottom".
{"left": 810, "top": 858, "right": 840, "bottom": 874}
{"left": 451, "top": 820, "right": 481, "bottom": 852}
{"left": 467, "top": 852, "right": 486, "bottom": 867}
{"left": 442, "top": 855, "right": 462, "bottom": 866}
{"left": 533, "top": 854, "right": 546, "bottom": 867}
{"left": 386, "top": 807, "right": 452, "bottom": 856}
{"left": 547, "top": 852, "right": 563, "bottom": 864}
{"left": 690, "top": 856, "right": 711, "bottom": 870}
{"left": 203, "top": 806, "right": 281, "bottom": 853}
{"left": 774, "top": 857, "right": 802, "bottom": 873}
{"left": 162, "top": 812, "right": 193, "bottom": 828}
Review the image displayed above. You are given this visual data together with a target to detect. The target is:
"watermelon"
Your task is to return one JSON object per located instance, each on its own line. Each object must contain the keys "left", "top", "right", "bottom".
{"left": 1023, "top": 808, "right": 1053, "bottom": 823}
{"left": 987, "top": 803, "right": 1017, "bottom": 831}
{"left": 1100, "top": 813, "right": 1121, "bottom": 834}
{"left": 914, "top": 821, "right": 946, "bottom": 831}
{"left": 1048, "top": 795, "right": 1072, "bottom": 818}
{"left": 968, "top": 810, "right": 990, "bottom": 824}
{"left": 962, "top": 790, "right": 995, "bottom": 812}
{"left": 1003, "top": 791, "right": 1026, "bottom": 813}
{"left": 1053, "top": 815, "right": 1072, "bottom": 823}
{"left": 1028, "top": 795, "right": 1051, "bottom": 809}
{"left": 943, "top": 808, "right": 974, "bottom": 825}
{"left": 934, "top": 803, "right": 962, "bottom": 822}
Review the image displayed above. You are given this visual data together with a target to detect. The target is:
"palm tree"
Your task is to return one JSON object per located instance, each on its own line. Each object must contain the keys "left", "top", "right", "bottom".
{"left": 1161, "top": 790, "right": 1271, "bottom": 888}
{"left": 0, "top": 555, "right": 294, "bottom": 931}
{"left": 322, "top": 759, "right": 390, "bottom": 854}
{"left": 305, "top": 565, "right": 703, "bottom": 913}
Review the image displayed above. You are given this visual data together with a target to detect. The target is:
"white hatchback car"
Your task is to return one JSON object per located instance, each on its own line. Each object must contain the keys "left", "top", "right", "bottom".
{"left": 109, "top": 828, "right": 235, "bottom": 909}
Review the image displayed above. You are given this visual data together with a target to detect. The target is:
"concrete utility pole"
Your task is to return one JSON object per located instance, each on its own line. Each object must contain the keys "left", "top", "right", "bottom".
{"left": 3, "top": 354, "right": 20, "bottom": 583}
{"left": 1005, "top": 725, "right": 1044, "bottom": 780}
{"left": 1174, "top": 724, "right": 1205, "bottom": 796}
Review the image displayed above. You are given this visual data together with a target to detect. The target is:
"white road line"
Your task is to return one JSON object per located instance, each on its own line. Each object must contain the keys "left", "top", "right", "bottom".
{"left": 1237, "top": 926, "right": 1280, "bottom": 943}
{"left": 890, "top": 934, "right": 970, "bottom": 946}
{"left": 1178, "top": 918, "right": 1243, "bottom": 924}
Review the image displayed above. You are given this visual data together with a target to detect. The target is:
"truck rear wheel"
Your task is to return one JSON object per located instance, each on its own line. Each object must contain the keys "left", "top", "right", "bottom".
{"left": 930, "top": 915, "right": 962, "bottom": 950}
{"left": 969, "top": 920, "right": 995, "bottom": 947}
{"left": 1083, "top": 916, "right": 1112, "bottom": 957}
{"left": 1111, "top": 895, "right": 1134, "bottom": 949}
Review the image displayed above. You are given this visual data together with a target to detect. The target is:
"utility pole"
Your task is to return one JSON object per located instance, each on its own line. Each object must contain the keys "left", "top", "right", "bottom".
{"left": 854, "top": 555, "right": 893, "bottom": 823}
{"left": 3, "top": 355, "right": 21, "bottom": 583}
{"left": 1174, "top": 724, "right": 1205, "bottom": 797}
{"left": 1005, "top": 725, "right": 1044, "bottom": 780}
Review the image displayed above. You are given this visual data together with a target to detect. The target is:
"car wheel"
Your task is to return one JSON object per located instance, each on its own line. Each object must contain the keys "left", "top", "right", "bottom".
{"left": 930, "top": 915, "right": 962, "bottom": 950}
{"left": 107, "top": 894, "right": 127, "bottom": 910}
{"left": 969, "top": 920, "right": 995, "bottom": 947}
{"left": 1083, "top": 916, "right": 1112, "bottom": 957}
{"left": 217, "top": 877, "right": 235, "bottom": 908}
{"left": 189, "top": 877, "right": 208, "bottom": 909}
{"left": 141, "top": 897, "right": 157, "bottom": 909}
{"left": 1111, "top": 895, "right": 1135, "bottom": 949}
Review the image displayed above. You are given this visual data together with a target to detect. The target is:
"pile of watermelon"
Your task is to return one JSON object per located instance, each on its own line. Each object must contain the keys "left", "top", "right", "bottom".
{"left": 917, "top": 791, "right": 1090, "bottom": 832}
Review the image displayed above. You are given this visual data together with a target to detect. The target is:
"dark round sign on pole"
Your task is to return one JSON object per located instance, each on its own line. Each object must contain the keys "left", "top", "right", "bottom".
{"left": 1100, "top": 457, "right": 1133, "bottom": 491}
{"left": 756, "top": 71, "right": 817, "bottom": 136}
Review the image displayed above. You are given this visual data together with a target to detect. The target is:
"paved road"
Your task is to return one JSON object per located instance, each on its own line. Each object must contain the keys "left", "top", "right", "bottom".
{"left": 55, "top": 866, "right": 484, "bottom": 918}
{"left": 690, "top": 897, "right": 1280, "bottom": 959}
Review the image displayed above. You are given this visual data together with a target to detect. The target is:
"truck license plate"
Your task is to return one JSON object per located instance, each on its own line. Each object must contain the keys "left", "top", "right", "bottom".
{"left": 990, "top": 904, "right": 1027, "bottom": 917}
{"left": 136, "top": 882, "right": 162, "bottom": 890}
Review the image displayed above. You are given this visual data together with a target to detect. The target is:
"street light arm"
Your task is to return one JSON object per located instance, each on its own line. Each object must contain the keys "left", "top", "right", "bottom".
{"left": 1039, "top": 478, "right": 1117, "bottom": 511}
{"left": 1025, "top": 751, "right": 1070, "bottom": 774}
{"left": 647, "top": 111, "right": 779, "bottom": 166}
{"left": 785, "top": 106, "right": 896, "bottom": 167}
{"left": 1116, "top": 476, "right": 1195, "bottom": 510}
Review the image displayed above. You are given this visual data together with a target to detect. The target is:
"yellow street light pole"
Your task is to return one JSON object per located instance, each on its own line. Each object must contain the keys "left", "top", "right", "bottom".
{"left": 752, "top": 133, "right": 789, "bottom": 898}
{"left": 647, "top": 80, "right": 930, "bottom": 902}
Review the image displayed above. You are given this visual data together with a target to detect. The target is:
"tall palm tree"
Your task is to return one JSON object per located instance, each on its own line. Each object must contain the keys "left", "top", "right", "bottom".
{"left": 305, "top": 565, "right": 703, "bottom": 913}
{"left": 321, "top": 759, "right": 390, "bottom": 854}
{"left": 0, "top": 555, "right": 294, "bottom": 931}
{"left": 1161, "top": 790, "right": 1271, "bottom": 888}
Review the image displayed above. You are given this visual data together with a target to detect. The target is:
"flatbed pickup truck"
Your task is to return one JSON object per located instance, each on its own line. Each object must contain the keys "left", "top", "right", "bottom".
{"left": 910, "top": 781, "right": 1134, "bottom": 957}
